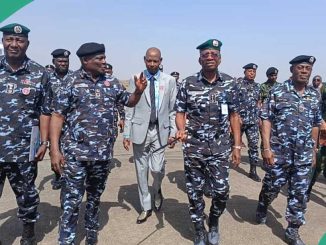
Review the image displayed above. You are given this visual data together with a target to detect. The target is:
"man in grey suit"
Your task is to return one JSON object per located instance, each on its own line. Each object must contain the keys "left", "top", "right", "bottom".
{"left": 123, "top": 47, "right": 177, "bottom": 224}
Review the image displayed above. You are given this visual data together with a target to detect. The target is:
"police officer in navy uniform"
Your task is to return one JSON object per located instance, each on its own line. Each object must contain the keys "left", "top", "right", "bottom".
{"left": 0, "top": 23, "right": 50, "bottom": 245}
{"left": 235, "top": 63, "right": 262, "bottom": 182}
{"left": 49, "top": 42, "right": 147, "bottom": 245}
{"left": 45, "top": 48, "right": 73, "bottom": 190}
{"left": 175, "top": 39, "right": 241, "bottom": 245}
{"left": 257, "top": 55, "right": 321, "bottom": 245}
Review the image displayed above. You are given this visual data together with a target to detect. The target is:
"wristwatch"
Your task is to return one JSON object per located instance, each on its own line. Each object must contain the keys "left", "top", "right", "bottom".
{"left": 40, "top": 141, "right": 50, "bottom": 147}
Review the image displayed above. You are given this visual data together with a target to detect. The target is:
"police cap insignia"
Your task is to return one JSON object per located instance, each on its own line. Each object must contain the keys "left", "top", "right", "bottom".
{"left": 0, "top": 23, "right": 30, "bottom": 37}
{"left": 51, "top": 49, "right": 71, "bottom": 58}
{"left": 243, "top": 63, "right": 258, "bottom": 70}
{"left": 289, "top": 55, "right": 316, "bottom": 65}
{"left": 196, "top": 39, "right": 222, "bottom": 51}
{"left": 266, "top": 67, "right": 278, "bottom": 76}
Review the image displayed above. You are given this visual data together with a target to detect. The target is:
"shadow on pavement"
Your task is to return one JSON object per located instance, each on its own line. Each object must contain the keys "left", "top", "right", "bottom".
{"left": 38, "top": 173, "right": 53, "bottom": 192}
{"left": 166, "top": 170, "right": 186, "bottom": 193}
{"left": 0, "top": 202, "right": 61, "bottom": 245}
{"left": 227, "top": 195, "right": 284, "bottom": 240}
{"left": 117, "top": 183, "right": 193, "bottom": 242}
{"left": 109, "top": 158, "right": 122, "bottom": 172}
{"left": 74, "top": 201, "right": 131, "bottom": 244}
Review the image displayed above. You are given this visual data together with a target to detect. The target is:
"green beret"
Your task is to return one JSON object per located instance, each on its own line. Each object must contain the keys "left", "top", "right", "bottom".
{"left": 51, "top": 49, "right": 71, "bottom": 58}
{"left": 76, "top": 42, "right": 105, "bottom": 58}
{"left": 0, "top": 23, "right": 30, "bottom": 37}
{"left": 196, "top": 39, "right": 222, "bottom": 51}
{"left": 289, "top": 55, "right": 316, "bottom": 65}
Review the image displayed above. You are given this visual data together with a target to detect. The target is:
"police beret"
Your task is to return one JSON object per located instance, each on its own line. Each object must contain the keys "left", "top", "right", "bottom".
{"left": 266, "top": 67, "right": 278, "bottom": 76}
{"left": 0, "top": 23, "right": 30, "bottom": 37}
{"left": 76, "top": 42, "right": 105, "bottom": 58}
{"left": 289, "top": 55, "right": 316, "bottom": 65}
{"left": 170, "top": 71, "right": 179, "bottom": 76}
{"left": 51, "top": 49, "right": 71, "bottom": 58}
{"left": 243, "top": 63, "right": 258, "bottom": 70}
{"left": 196, "top": 39, "right": 222, "bottom": 51}
{"left": 106, "top": 63, "right": 112, "bottom": 69}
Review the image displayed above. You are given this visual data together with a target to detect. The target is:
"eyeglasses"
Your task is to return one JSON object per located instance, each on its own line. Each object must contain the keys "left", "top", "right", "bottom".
{"left": 200, "top": 52, "right": 220, "bottom": 59}
{"left": 313, "top": 78, "right": 321, "bottom": 81}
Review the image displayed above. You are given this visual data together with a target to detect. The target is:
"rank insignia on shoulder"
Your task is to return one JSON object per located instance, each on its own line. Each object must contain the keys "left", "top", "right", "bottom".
{"left": 6, "top": 83, "right": 16, "bottom": 94}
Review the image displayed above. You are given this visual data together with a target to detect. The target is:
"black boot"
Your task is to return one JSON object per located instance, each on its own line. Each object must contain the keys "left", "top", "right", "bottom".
{"left": 207, "top": 214, "right": 220, "bottom": 245}
{"left": 285, "top": 224, "right": 306, "bottom": 245}
{"left": 255, "top": 202, "right": 268, "bottom": 224}
{"left": 249, "top": 165, "right": 261, "bottom": 182}
{"left": 20, "top": 223, "right": 36, "bottom": 245}
{"left": 193, "top": 222, "right": 207, "bottom": 245}
{"left": 86, "top": 230, "right": 98, "bottom": 245}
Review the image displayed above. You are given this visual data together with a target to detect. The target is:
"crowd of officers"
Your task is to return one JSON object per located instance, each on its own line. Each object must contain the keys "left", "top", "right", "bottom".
{"left": 0, "top": 22, "right": 324, "bottom": 245}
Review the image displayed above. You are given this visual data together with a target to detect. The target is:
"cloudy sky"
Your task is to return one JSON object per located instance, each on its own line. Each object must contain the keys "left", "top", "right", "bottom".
{"left": 1, "top": 0, "right": 325, "bottom": 82}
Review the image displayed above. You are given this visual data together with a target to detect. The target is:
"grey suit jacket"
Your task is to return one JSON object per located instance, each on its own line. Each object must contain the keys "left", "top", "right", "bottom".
{"left": 124, "top": 71, "right": 177, "bottom": 145}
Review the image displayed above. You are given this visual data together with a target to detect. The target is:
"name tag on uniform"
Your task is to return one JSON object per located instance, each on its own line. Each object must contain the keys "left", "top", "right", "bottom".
{"left": 221, "top": 103, "right": 228, "bottom": 115}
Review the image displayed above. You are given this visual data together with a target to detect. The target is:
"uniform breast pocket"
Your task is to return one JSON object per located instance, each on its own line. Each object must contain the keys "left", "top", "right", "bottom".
{"left": 19, "top": 86, "right": 38, "bottom": 110}
{"left": 275, "top": 101, "right": 293, "bottom": 120}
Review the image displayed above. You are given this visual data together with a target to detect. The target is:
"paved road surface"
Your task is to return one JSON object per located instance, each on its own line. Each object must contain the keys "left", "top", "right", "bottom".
{"left": 0, "top": 135, "right": 325, "bottom": 244}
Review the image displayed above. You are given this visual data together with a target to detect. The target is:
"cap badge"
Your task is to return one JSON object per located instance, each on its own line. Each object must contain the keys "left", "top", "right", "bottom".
{"left": 212, "top": 40, "right": 219, "bottom": 47}
{"left": 14, "top": 25, "right": 22, "bottom": 34}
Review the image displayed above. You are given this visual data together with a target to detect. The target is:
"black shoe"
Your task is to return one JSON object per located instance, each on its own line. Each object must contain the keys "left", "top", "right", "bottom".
{"left": 154, "top": 189, "right": 163, "bottom": 212}
{"left": 51, "top": 174, "right": 61, "bottom": 190}
{"left": 285, "top": 225, "right": 306, "bottom": 245}
{"left": 136, "top": 210, "right": 152, "bottom": 224}
{"left": 208, "top": 214, "right": 219, "bottom": 245}
{"left": 249, "top": 166, "right": 261, "bottom": 182}
{"left": 256, "top": 203, "right": 267, "bottom": 224}
{"left": 86, "top": 230, "right": 98, "bottom": 245}
{"left": 194, "top": 222, "right": 207, "bottom": 245}
{"left": 20, "top": 223, "right": 36, "bottom": 245}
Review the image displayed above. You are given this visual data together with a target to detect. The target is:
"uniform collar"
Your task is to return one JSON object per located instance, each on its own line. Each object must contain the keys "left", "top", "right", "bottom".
{"left": 0, "top": 56, "right": 31, "bottom": 74}
{"left": 79, "top": 68, "right": 105, "bottom": 83}
{"left": 198, "top": 70, "right": 223, "bottom": 85}
{"left": 286, "top": 79, "right": 314, "bottom": 96}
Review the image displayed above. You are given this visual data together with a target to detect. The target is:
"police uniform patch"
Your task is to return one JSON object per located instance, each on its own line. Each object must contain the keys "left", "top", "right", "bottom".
{"left": 298, "top": 104, "right": 305, "bottom": 112}
{"left": 6, "top": 83, "right": 16, "bottom": 94}
{"left": 104, "top": 81, "right": 110, "bottom": 86}
{"left": 14, "top": 25, "right": 23, "bottom": 34}
{"left": 22, "top": 87, "right": 30, "bottom": 95}
{"left": 22, "top": 79, "right": 31, "bottom": 85}
{"left": 95, "top": 89, "right": 101, "bottom": 98}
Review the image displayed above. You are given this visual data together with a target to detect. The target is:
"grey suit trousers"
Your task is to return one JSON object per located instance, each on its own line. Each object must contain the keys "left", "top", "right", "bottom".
{"left": 133, "top": 124, "right": 165, "bottom": 211}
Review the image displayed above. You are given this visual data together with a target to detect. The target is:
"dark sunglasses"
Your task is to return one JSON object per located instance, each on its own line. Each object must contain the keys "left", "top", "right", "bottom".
{"left": 313, "top": 78, "right": 321, "bottom": 81}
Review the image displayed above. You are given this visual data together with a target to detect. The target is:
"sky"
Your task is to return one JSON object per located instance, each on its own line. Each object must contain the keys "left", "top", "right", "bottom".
{"left": 0, "top": 0, "right": 325, "bottom": 83}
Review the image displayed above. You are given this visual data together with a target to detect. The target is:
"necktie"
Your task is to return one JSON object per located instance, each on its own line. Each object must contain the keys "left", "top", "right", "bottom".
{"left": 150, "top": 76, "right": 156, "bottom": 123}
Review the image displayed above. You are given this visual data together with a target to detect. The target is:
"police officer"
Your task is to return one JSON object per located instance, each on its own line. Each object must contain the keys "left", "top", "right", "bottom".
{"left": 46, "top": 48, "right": 72, "bottom": 190}
{"left": 257, "top": 55, "right": 321, "bottom": 245}
{"left": 175, "top": 39, "right": 241, "bottom": 245}
{"left": 235, "top": 63, "right": 261, "bottom": 182}
{"left": 0, "top": 23, "right": 50, "bottom": 245}
{"left": 170, "top": 71, "right": 181, "bottom": 90}
{"left": 260, "top": 67, "right": 279, "bottom": 104}
{"left": 49, "top": 42, "right": 147, "bottom": 245}
{"left": 104, "top": 63, "right": 125, "bottom": 143}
